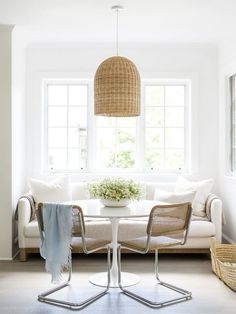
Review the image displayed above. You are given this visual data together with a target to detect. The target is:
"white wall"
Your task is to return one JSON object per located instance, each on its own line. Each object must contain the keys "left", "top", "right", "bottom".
{"left": 218, "top": 43, "right": 236, "bottom": 243}
{"left": 26, "top": 42, "right": 219, "bottom": 186}
{"left": 0, "top": 25, "right": 14, "bottom": 259}
{"left": 0, "top": 25, "right": 27, "bottom": 260}
{"left": 11, "top": 29, "right": 27, "bottom": 256}
{"left": 0, "top": 39, "right": 219, "bottom": 258}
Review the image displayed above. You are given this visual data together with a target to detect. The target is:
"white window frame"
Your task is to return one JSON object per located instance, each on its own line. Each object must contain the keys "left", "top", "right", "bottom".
{"left": 42, "top": 78, "right": 93, "bottom": 173}
{"left": 230, "top": 74, "right": 236, "bottom": 173}
{"left": 142, "top": 79, "right": 191, "bottom": 173}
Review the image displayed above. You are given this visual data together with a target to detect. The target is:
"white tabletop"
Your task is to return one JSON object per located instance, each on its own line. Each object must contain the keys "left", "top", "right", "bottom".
{"left": 69, "top": 199, "right": 165, "bottom": 219}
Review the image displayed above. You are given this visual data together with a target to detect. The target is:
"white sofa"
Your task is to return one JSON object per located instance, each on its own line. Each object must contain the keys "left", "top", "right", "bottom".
{"left": 17, "top": 182, "right": 223, "bottom": 261}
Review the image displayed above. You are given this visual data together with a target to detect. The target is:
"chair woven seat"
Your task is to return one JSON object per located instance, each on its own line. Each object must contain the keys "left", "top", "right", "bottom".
{"left": 71, "top": 237, "right": 110, "bottom": 252}
{"left": 120, "top": 236, "right": 182, "bottom": 251}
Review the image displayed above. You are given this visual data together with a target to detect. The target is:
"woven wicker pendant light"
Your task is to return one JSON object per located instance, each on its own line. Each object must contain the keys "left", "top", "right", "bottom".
{"left": 94, "top": 6, "right": 140, "bottom": 117}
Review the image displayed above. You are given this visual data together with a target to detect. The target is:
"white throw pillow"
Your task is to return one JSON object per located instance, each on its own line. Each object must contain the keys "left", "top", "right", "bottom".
{"left": 154, "top": 189, "right": 196, "bottom": 204}
{"left": 29, "top": 176, "right": 72, "bottom": 204}
{"left": 72, "top": 182, "right": 90, "bottom": 200}
{"left": 174, "top": 177, "right": 214, "bottom": 217}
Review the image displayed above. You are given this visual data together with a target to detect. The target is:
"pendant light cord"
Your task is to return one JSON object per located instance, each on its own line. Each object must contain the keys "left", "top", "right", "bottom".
{"left": 116, "top": 7, "right": 119, "bottom": 56}
{"left": 112, "top": 5, "right": 123, "bottom": 56}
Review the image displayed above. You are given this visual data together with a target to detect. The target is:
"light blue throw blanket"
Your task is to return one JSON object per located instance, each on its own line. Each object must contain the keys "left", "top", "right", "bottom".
{"left": 40, "top": 203, "right": 72, "bottom": 283}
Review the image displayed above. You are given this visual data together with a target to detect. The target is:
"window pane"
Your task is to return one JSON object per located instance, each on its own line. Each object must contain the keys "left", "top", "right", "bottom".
{"left": 48, "top": 107, "right": 67, "bottom": 127}
{"left": 68, "top": 107, "right": 87, "bottom": 127}
{"left": 114, "top": 150, "right": 135, "bottom": 168}
{"left": 117, "top": 128, "right": 135, "bottom": 147}
{"left": 117, "top": 117, "right": 136, "bottom": 127}
{"left": 48, "top": 85, "right": 67, "bottom": 106}
{"left": 145, "top": 86, "right": 164, "bottom": 106}
{"left": 165, "top": 149, "right": 184, "bottom": 170}
{"left": 81, "top": 148, "right": 87, "bottom": 169}
{"left": 145, "top": 149, "right": 164, "bottom": 169}
{"left": 48, "top": 149, "right": 67, "bottom": 170}
{"left": 48, "top": 128, "right": 67, "bottom": 148}
{"left": 116, "top": 129, "right": 136, "bottom": 168}
{"left": 145, "top": 107, "right": 164, "bottom": 127}
{"left": 165, "top": 128, "right": 184, "bottom": 148}
{"left": 98, "top": 128, "right": 116, "bottom": 149}
{"left": 165, "top": 86, "right": 185, "bottom": 106}
{"left": 68, "top": 149, "right": 80, "bottom": 170}
{"left": 68, "top": 128, "right": 80, "bottom": 148}
{"left": 69, "top": 85, "right": 87, "bottom": 106}
{"left": 97, "top": 127, "right": 136, "bottom": 168}
{"left": 97, "top": 117, "right": 116, "bottom": 127}
{"left": 146, "top": 128, "right": 164, "bottom": 148}
{"left": 165, "top": 107, "right": 184, "bottom": 127}
{"left": 98, "top": 148, "right": 114, "bottom": 168}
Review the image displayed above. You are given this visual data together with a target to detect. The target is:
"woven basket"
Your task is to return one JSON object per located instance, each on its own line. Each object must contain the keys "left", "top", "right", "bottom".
{"left": 210, "top": 237, "right": 236, "bottom": 291}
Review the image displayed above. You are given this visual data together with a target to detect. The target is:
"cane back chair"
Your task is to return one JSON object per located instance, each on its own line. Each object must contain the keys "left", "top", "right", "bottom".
{"left": 118, "top": 202, "right": 192, "bottom": 308}
{"left": 36, "top": 203, "right": 111, "bottom": 310}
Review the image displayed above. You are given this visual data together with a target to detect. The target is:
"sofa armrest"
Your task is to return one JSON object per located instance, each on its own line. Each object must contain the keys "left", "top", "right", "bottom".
{"left": 17, "top": 198, "right": 32, "bottom": 248}
{"left": 208, "top": 197, "right": 223, "bottom": 244}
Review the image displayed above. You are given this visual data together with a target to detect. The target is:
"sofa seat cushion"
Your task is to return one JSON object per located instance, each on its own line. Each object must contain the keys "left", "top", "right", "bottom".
{"left": 24, "top": 219, "right": 112, "bottom": 239}
{"left": 24, "top": 217, "right": 215, "bottom": 240}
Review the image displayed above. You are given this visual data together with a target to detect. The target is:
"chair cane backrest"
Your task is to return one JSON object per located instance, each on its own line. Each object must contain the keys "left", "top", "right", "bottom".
{"left": 147, "top": 203, "right": 192, "bottom": 237}
{"left": 71, "top": 205, "right": 86, "bottom": 237}
{"left": 37, "top": 203, "right": 86, "bottom": 237}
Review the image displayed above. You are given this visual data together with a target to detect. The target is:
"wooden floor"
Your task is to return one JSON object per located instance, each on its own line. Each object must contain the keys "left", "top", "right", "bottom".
{"left": 0, "top": 253, "right": 235, "bottom": 314}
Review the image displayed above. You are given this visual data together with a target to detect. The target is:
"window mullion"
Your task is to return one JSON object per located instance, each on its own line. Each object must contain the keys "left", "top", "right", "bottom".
{"left": 66, "top": 85, "right": 69, "bottom": 171}
{"left": 230, "top": 75, "right": 236, "bottom": 172}
{"left": 163, "top": 86, "right": 166, "bottom": 170}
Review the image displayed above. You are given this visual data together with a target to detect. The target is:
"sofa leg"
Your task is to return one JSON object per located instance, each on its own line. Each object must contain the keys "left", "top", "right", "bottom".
{"left": 19, "top": 249, "right": 27, "bottom": 262}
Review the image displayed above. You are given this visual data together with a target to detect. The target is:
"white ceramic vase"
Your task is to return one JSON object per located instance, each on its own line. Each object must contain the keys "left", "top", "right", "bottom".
{"left": 100, "top": 198, "right": 131, "bottom": 207}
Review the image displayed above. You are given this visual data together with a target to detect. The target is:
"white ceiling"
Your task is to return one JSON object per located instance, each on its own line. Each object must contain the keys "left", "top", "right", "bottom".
{"left": 0, "top": 0, "right": 235, "bottom": 44}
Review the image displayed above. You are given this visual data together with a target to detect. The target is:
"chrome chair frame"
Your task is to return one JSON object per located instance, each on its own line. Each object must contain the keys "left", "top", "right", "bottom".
{"left": 36, "top": 203, "right": 111, "bottom": 310}
{"left": 117, "top": 203, "right": 192, "bottom": 308}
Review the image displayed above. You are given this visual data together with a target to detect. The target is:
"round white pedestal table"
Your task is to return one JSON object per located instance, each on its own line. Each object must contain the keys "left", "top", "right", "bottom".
{"left": 70, "top": 199, "right": 159, "bottom": 288}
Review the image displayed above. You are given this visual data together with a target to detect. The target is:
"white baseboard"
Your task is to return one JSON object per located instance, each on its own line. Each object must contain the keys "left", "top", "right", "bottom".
{"left": 0, "top": 257, "right": 13, "bottom": 261}
{"left": 223, "top": 233, "right": 235, "bottom": 244}
{"left": 0, "top": 250, "right": 19, "bottom": 261}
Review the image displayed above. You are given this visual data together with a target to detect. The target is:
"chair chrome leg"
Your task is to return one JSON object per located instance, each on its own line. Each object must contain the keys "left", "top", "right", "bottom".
{"left": 154, "top": 249, "right": 192, "bottom": 302}
{"left": 118, "top": 247, "right": 192, "bottom": 308}
{"left": 155, "top": 249, "right": 161, "bottom": 283}
{"left": 118, "top": 245, "right": 122, "bottom": 288}
{"left": 38, "top": 246, "right": 111, "bottom": 310}
{"left": 38, "top": 261, "right": 72, "bottom": 303}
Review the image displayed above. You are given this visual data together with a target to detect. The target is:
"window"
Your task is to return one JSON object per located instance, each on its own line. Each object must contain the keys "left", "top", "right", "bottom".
{"left": 96, "top": 117, "right": 137, "bottom": 168}
{"left": 45, "top": 83, "right": 88, "bottom": 172}
{"left": 144, "top": 84, "right": 186, "bottom": 171}
{"left": 43, "top": 80, "right": 189, "bottom": 173}
{"left": 230, "top": 74, "right": 236, "bottom": 172}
